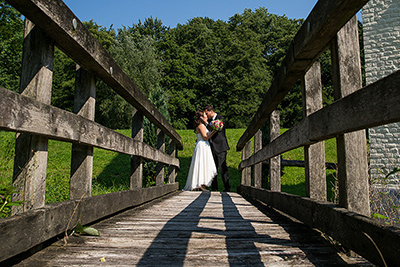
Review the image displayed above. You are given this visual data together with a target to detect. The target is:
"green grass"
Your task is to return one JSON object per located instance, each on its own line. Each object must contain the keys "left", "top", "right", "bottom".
{"left": 279, "top": 128, "right": 338, "bottom": 200}
{"left": 1, "top": 128, "right": 338, "bottom": 205}
{"left": 0, "top": 130, "right": 132, "bottom": 204}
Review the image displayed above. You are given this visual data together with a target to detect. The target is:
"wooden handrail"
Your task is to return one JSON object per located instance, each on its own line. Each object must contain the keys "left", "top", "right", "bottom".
{"left": 239, "top": 186, "right": 400, "bottom": 267}
{"left": 236, "top": 0, "right": 368, "bottom": 151}
{"left": 0, "top": 87, "right": 180, "bottom": 167}
{"left": 0, "top": 184, "right": 179, "bottom": 262}
{"left": 239, "top": 70, "right": 400, "bottom": 170}
{"left": 6, "top": 0, "right": 183, "bottom": 150}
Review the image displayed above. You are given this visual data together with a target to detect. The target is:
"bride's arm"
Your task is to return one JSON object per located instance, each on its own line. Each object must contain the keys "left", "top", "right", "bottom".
{"left": 198, "top": 124, "right": 215, "bottom": 141}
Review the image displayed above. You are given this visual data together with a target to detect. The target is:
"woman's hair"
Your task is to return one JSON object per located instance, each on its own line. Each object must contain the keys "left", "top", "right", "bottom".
{"left": 193, "top": 110, "right": 206, "bottom": 129}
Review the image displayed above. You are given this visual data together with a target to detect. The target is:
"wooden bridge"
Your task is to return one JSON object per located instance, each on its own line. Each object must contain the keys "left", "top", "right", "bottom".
{"left": 6, "top": 192, "right": 372, "bottom": 266}
{"left": 1, "top": 0, "right": 400, "bottom": 266}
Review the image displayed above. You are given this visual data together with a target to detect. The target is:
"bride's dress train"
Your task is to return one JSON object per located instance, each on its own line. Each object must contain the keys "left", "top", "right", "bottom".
{"left": 183, "top": 133, "right": 217, "bottom": 191}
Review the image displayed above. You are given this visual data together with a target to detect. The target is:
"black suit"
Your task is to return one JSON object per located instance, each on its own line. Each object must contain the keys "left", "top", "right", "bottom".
{"left": 208, "top": 114, "right": 230, "bottom": 191}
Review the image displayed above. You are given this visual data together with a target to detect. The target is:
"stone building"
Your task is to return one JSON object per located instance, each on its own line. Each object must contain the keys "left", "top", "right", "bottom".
{"left": 363, "top": 0, "right": 400, "bottom": 185}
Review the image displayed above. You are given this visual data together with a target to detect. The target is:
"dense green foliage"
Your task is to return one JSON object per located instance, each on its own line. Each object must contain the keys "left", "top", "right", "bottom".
{"left": 159, "top": 9, "right": 303, "bottom": 129}
{"left": 0, "top": 0, "right": 23, "bottom": 92}
{"left": 1, "top": 2, "right": 320, "bottom": 129}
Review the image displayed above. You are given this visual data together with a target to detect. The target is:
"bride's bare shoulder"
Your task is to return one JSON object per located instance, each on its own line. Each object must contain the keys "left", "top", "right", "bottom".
{"left": 196, "top": 124, "right": 206, "bottom": 133}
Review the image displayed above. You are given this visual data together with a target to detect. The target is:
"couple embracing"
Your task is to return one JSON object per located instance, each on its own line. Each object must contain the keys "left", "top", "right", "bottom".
{"left": 183, "top": 105, "right": 230, "bottom": 192}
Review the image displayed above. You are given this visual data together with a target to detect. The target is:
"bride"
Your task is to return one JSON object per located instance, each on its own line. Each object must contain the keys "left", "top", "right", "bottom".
{"left": 183, "top": 111, "right": 218, "bottom": 191}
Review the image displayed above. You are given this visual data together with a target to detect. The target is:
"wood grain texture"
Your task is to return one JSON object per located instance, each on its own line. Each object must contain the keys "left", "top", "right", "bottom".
{"left": 130, "top": 108, "right": 144, "bottom": 189}
{"left": 12, "top": 21, "right": 54, "bottom": 213}
{"left": 331, "top": 16, "right": 370, "bottom": 216}
{"left": 253, "top": 131, "right": 262, "bottom": 188}
{"left": 0, "top": 87, "right": 179, "bottom": 167}
{"left": 269, "top": 110, "right": 281, "bottom": 192}
{"left": 239, "top": 186, "right": 399, "bottom": 267}
{"left": 301, "top": 61, "right": 326, "bottom": 200}
{"left": 0, "top": 184, "right": 178, "bottom": 262}
{"left": 239, "top": 69, "right": 400, "bottom": 170}
{"left": 70, "top": 67, "right": 95, "bottom": 200}
{"left": 10, "top": 192, "right": 371, "bottom": 266}
{"left": 241, "top": 141, "right": 251, "bottom": 186}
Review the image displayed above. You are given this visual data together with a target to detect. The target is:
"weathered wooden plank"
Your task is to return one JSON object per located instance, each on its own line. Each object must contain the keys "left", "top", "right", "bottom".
{"left": 253, "top": 131, "right": 262, "bottom": 188}
{"left": 12, "top": 20, "right": 54, "bottom": 214}
{"left": 308, "top": 69, "right": 400, "bottom": 140}
{"left": 301, "top": 61, "right": 326, "bottom": 200}
{"left": 156, "top": 129, "right": 165, "bottom": 186}
{"left": 263, "top": 159, "right": 337, "bottom": 170}
{"left": 5, "top": 0, "right": 182, "bottom": 150}
{"left": 70, "top": 66, "right": 95, "bottom": 200}
{"left": 168, "top": 140, "right": 177, "bottom": 183}
{"left": 241, "top": 141, "right": 251, "bottom": 186}
{"left": 13, "top": 248, "right": 342, "bottom": 267}
{"left": 237, "top": 0, "right": 368, "bottom": 151}
{"left": 8, "top": 191, "right": 371, "bottom": 267}
{"left": 0, "top": 183, "right": 179, "bottom": 262}
{"left": 130, "top": 108, "right": 143, "bottom": 189}
{"left": 0, "top": 87, "right": 179, "bottom": 167}
{"left": 239, "top": 185, "right": 400, "bottom": 267}
{"left": 239, "top": 69, "right": 400, "bottom": 170}
{"left": 45, "top": 236, "right": 334, "bottom": 251}
{"left": 269, "top": 110, "right": 281, "bottom": 192}
{"left": 331, "top": 16, "right": 369, "bottom": 216}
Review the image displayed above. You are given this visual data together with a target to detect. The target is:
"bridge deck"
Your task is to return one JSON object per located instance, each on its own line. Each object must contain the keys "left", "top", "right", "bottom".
{"left": 13, "top": 192, "right": 371, "bottom": 266}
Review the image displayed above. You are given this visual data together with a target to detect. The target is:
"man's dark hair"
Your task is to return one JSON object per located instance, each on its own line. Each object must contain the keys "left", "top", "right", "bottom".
{"left": 204, "top": 105, "right": 214, "bottom": 112}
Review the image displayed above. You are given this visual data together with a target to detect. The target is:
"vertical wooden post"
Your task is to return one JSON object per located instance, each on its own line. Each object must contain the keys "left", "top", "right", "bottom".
{"left": 168, "top": 140, "right": 177, "bottom": 183}
{"left": 270, "top": 110, "right": 281, "bottom": 192}
{"left": 131, "top": 108, "right": 143, "bottom": 189}
{"left": 254, "top": 130, "right": 262, "bottom": 188}
{"left": 12, "top": 20, "right": 54, "bottom": 214}
{"left": 156, "top": 129, "right": 165, "bottom": 186}
{"left": 331, "top": 15, "right": 370, "bottom": 216}
{"left": 70, "top": 66, "right": 96, "bottom": 200}
{"left": 301, "top": 61, "right": 327, "bottom": 201}
{"left": 241, "top": 141, "right": 252, "bottom": 186}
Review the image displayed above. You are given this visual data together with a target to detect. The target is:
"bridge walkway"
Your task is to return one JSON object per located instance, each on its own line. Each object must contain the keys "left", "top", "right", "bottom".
{"left": 12, "top": 192, "right": 372, "bottom": 266}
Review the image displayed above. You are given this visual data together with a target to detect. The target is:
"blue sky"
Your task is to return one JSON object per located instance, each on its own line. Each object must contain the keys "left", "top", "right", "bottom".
{"left": 63, "top": 0, "right": 321, "bottom": 29}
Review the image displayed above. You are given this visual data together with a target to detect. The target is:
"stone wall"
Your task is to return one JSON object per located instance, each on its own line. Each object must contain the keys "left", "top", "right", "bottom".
{"left": 363, "top": 0, "right": 400, "bottom": 184}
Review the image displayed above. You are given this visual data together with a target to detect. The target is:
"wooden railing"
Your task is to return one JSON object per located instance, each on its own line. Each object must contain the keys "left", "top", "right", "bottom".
{"left": 237, "top": 0, "right": 400, "bottom": 266}
{"left": 0, "top": 0, "right": 182, "bottom": 262}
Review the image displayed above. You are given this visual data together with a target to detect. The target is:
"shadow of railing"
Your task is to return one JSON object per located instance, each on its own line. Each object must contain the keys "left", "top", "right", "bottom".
{"left": 137, "top": 192, "right": 211, "bottom": 266}
{"left": 242, "top": 195, "right": 351, "bottom": 266}
{"left": 137, "top": 192, "right": 350, "bottom": 266}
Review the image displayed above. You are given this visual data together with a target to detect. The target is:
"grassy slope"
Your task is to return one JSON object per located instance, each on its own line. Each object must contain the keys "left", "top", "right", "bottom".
{"left": 0, "top": 129, "right": 338, "bottom": 204}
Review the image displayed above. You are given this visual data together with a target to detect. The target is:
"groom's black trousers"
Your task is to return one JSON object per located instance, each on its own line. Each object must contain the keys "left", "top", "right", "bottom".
{"left": 211, "top": 150, "right": 230, "bottom": 191}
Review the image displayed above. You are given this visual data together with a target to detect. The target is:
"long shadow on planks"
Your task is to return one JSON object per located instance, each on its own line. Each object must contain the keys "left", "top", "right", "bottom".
{"left": 137, "top": 191, "right": 211, "bottom": 266}
{"left": 137, "top": 191, "right": 355, "bottom": 266}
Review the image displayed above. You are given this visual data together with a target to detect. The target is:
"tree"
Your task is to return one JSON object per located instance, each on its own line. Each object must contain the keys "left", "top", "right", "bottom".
{"left": 51, "top": 20, "right": 118, "bottom": 127}
{"left": 158, "top": 8, "right": 303, "bottom": 129}
{"left": 0, "top": 0, "right": 23, "bottom": 91}
{"left": 159, "top": 24, "right": 200, "bottom": 129}
{"left": 1, "top": 3, "right": 364, "bottom": 131}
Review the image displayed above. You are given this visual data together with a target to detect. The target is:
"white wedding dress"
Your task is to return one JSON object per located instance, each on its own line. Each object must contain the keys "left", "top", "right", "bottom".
{"left": 183, "top": 132, "right": 217, "bottom": 191}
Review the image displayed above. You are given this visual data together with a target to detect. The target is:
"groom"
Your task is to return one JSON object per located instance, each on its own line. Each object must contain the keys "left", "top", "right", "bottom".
{"left": 204, "top": 105, "right": 231, "bottom": 192}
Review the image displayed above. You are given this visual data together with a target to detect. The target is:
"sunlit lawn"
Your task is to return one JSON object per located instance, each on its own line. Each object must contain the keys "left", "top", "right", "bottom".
{"left": 1, "top": 128, "right": 338, "bottom": 205}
